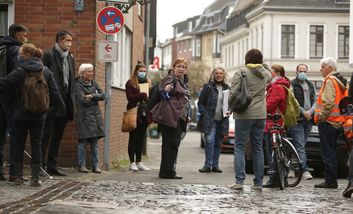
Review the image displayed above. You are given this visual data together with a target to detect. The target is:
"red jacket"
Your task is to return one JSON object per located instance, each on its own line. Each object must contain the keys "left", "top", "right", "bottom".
{"left": 265, "top": 77, "right": 290, "bottom": 133}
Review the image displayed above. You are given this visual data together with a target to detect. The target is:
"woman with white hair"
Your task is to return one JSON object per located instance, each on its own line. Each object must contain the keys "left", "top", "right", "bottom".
{"left": 75, "top": 63, "right": 105, "bottom": 173}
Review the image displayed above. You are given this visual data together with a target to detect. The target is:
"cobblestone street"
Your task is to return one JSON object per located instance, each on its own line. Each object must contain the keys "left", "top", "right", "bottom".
{"left": 1, "top": 131, "right": 353, "bottom": 213}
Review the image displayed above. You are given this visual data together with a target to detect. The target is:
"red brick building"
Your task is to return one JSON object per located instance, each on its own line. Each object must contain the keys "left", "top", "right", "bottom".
{"left": 0, "top": 0, "right": 157, "bottom": 169}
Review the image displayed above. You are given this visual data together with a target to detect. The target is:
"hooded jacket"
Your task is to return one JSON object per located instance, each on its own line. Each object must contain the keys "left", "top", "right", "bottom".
{"left": 0, "top": 58, "right": 63, "bottom": 120}
{"left": 229, "top": 64, "right": 272, "bottom": 119}
{"left": 265, "top": 76, "right": 290, "bottom": 133}
{"left": 0, "top": 36, "right": 22, "bottom": 105}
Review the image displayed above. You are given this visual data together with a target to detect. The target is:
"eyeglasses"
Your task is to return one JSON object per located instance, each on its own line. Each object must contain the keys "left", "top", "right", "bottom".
{"left": 175, "top": 65, "right": 186, "bottom": 69}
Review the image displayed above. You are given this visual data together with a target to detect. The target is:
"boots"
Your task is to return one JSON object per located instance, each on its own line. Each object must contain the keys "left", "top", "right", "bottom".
{"left": 30, "top": 164, "right": 41, "bottom": 187}
{"left": 343, "top": 179, "right": 353, "bottom": 198}
{"left": 14, "top": 163, "right": 24, "bottom": 186}
{"left": 0, "top": 166, "right": 5, "bottom": 181}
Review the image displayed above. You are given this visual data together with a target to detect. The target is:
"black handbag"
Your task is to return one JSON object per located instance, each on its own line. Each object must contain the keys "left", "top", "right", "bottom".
{"left": 231, "top": 69, "right": 252, "bottom": 113}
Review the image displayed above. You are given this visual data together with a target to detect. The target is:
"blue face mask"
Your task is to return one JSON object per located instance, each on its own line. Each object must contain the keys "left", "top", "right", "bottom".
{"left": 297, "top": 72, "right": 307, "bottom": 81}
{"left": 17, "top": 55, "right": 25, "bottom": 65}
{"left": 137, "top": 71, "right": 147, "bottom": 79}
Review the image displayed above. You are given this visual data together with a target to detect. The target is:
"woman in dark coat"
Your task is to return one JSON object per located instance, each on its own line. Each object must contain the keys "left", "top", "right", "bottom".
{"left": 125, "top": 62, "right": 151, "bottom": 172}
{"left": 0, "top": 43, "right": 63, "bottom": 187}
{"left": 151, "top": 58, "right": 190, "bottom": 179}
{"left": 76, "top": 63, "right": 105, "bottom": 173}
{"left": 198, "top": 67, "right": 230, "bottom": 173}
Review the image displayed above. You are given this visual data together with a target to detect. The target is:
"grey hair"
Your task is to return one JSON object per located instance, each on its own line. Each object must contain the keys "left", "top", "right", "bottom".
{"left": 320, "top": 57, "right": 337, "bottom": 71}
{"left": 78, "top": 63, "right": 94, "bottom": 76}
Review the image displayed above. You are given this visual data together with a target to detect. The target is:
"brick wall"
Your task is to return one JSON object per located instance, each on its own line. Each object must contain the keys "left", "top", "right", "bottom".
{"left": 2, "top": 0, "right": 145, "bottom": 169}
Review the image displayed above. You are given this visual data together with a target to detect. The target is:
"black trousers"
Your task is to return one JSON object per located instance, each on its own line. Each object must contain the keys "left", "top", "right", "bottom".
{"left": 159, "top": 119, "right": 183, "bottom": 178}
{"left": 15, "top": 119, "right": 45, "bottom": 176}
{"left": 128, "top": 117, "right": 148, "bottom": 163}
{"left": 42, "top": 117, "right": 67, "bottom": 169}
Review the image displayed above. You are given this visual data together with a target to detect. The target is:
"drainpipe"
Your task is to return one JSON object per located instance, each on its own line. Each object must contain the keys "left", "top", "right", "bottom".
{"left": 143, "top": 1, "right": 151, "bottom": 156}
{"left": 270, "top": 14, "right": 273, "bottom": 65}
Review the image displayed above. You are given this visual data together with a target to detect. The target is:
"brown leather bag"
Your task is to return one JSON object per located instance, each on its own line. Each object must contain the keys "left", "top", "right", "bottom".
{"left": 121, "top": 107, "right": 138, "bottom": 132}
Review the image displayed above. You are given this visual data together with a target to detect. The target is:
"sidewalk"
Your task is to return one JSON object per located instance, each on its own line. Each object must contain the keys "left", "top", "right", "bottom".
{"left": 0, "top": 131, "right": 349, "bottom": 206}
{"left": 0, "top": 131, "right": 234, "bottom": 206}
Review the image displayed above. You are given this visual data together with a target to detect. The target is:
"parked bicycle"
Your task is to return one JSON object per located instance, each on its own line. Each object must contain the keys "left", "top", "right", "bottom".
{"left": 267, "top": 113, "right": 303, "bottom": 189}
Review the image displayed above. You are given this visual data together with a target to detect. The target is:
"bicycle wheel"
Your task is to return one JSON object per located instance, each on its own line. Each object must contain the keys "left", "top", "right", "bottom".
{"left": 281, "top": 138, "right": 303, "bottom": 187}
{"left": 274, "top": 146, "right": 285, "bottom": 190}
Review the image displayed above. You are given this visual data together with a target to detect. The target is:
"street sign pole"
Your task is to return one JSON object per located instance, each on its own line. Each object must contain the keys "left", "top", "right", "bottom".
{"left": 104, "top": 58, "right": 112, "bottom": 171}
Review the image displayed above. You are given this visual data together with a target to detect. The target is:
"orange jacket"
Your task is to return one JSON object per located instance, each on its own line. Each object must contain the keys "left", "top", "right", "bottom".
{"left": 314, "top": 75, "right": 348, "bottom": 125}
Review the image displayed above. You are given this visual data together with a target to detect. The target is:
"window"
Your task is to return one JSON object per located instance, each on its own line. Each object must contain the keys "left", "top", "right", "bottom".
{"left": 281, "top": 25, "right": 295, "bottom": 58}
{"left": 338, "top": 25, "right": 349, "bottom": 59}
{"left": 0, "top": 4, "right": 8, "bottom": 37}
{"left": 111, "top": 28, "right": 131, "bottom": 89}
{"left": 310, "top": 25, "right": 324, "bottom": 58}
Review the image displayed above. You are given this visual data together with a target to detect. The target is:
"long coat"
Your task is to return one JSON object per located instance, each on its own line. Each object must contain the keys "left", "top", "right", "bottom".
{"left": 75, "top": 78, "right": 105, "bottom": 140}
{"left": 198, "top": 81, "right": 229, "bottom": 135}
{"left": 42, "top": 47, "right": 75, "bottom": 120}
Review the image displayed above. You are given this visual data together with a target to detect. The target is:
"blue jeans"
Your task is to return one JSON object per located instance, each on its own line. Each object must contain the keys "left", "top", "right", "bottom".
{"left": 318, "top": 121, "right": 339, "bottom": 184}
{"left": 204, "top": 120, "right": 222, "bottom": 168}
{"left": 78, "top": 138, "right": 99, "bottom": 169}
{"left": 289, "top": 120, "right": 312, "bottom": 171}
{"left": 234, "top": 119, "right": 265, "bottom": 186}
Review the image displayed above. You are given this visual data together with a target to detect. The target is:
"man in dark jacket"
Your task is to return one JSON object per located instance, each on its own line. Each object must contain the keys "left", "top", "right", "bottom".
{"left": 41, "top": 30, "right": 75, "bottom": 176}
{"left": 0, "top": 23, "right": 28, "bottom": 181}
{"left": 290, "top": 64, "right": 316, "bottom": 181}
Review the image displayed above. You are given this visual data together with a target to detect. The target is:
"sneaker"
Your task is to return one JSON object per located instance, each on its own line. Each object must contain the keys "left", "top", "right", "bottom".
{"left": 228, "top": 183, "right": 244, "bottom": 190}
{"left": 129, "top": 162, "right": 138, "bottom": 171}
{"left": 302, "top": 171, "right": 313, "bottom": 180}
{"left": 199, "top": 166, "right": 211, "bottom": 173}
{"left": 287, "top": 170, "right": 295, "bottom": 178}
{"left": 79, "top": 165, "right": 89, "bottom": 173}
{"left": 30, "top": 179, "right": 42, "bottom": 187}
{"left": 92, "top": 167, "right": 102, "bottom": 174}
{"left": 251, "top": 185, "right": 262, "bottom": 190}
{"left": 136, "top": 162, "right": 150, "bottom": 171}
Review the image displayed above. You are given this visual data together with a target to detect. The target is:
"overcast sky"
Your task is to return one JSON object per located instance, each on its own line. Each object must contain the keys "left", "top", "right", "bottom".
{"left": 157, "top": 0, "right": 215, "bottom": 43}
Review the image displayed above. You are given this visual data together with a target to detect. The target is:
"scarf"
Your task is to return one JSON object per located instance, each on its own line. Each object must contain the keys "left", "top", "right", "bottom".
{"left": 55, "top": 43, "right": 70, "bottom": 87}
{"left": 19, "top": 57, "right": 44, "bottom": 72}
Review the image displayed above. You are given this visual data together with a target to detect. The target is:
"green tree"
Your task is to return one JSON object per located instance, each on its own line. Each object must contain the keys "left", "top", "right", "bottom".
{"left": 187, "top": 62, "right": 210, "bottom": 98}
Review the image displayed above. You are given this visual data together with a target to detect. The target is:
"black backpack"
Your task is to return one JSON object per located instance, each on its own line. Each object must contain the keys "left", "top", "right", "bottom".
{"left": 22, "top": 69, "right": 50, "bottom": 113}
{"left": 147, "top": 76, "right": 177, "bottom": 110}
{"left": 0, "top": 45, "right": 6, "bottom": 78}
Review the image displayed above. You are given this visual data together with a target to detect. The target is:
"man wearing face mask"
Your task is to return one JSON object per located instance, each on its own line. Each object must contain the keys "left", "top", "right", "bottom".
{"left": 41, "top": 30, "right": 75, "bottom": 176}
{"left": 0, "top": 23, "right": 28, "bottom": 182}
{"left": 289, "top": 64, "right": 317, "bottom": 180}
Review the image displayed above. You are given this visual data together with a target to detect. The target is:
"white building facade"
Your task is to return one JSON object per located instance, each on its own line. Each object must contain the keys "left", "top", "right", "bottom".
{"left": 221, "top": 0, "right": 351, "bottom": 87}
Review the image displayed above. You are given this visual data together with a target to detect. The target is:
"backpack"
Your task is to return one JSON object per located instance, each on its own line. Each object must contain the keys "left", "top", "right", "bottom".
{"left": 230, "top": 69, "right": 252, "bottom": 113}
{"left": 147, "top": 76, "right": 177, "bottom": 110}
{"left": 0, "top": 45, "right": 6, "bottom": 77}
{"left": 279, "top": 85, "right": 300, "bottom": 128}
{"left": 22, "top": 69, "right": 50, "bottom": 113}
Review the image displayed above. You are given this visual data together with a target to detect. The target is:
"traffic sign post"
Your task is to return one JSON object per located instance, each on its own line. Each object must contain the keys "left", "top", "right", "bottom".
{"left": 96, "top": 6, "right": 125, "bottom": 35}
{"left": 98, "top": 41, "right": 118, "bottom": 62}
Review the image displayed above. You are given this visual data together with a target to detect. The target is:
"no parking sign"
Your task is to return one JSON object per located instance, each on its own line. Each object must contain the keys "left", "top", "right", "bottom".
{"left": 96, "top": 6, "right": 125, "bottom": 35}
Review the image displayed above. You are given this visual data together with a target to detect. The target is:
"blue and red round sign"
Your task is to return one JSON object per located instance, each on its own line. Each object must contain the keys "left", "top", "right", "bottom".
{"left": 96, "top": 6, "right": 125, "bottom": 35}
